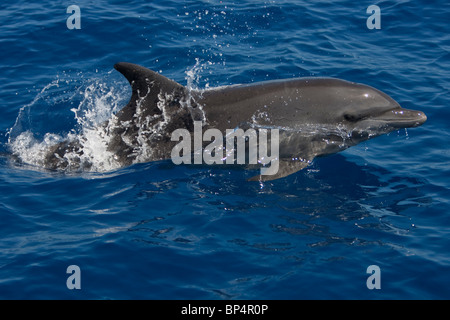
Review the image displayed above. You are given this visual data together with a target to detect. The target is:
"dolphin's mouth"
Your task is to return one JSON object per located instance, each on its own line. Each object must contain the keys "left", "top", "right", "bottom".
{"left": 371, "top": 107, "right": 427, "bottom": 128}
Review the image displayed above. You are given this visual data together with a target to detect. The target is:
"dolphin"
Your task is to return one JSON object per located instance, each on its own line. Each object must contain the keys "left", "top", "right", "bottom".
{"left": 43, "top": 62, "right": 427, "bottom": 180}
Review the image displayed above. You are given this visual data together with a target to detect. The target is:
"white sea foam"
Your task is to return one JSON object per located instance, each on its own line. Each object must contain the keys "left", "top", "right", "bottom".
{"left": 8, "top": 73, "right": 128, "bottom": 172}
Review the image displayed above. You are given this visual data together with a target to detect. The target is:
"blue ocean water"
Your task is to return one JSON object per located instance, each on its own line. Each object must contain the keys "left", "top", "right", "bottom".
{"left": 0, "top": 0, "right": 449, "bottom": 299}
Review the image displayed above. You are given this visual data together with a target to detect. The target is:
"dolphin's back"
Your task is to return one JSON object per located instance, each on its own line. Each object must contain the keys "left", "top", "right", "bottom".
{"left": 195, "top": 78, "right": 356, "bottom": 131}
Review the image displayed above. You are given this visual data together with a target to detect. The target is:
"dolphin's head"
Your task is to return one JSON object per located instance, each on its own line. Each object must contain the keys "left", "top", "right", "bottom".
{"left": 333, "top": 80, "right": 427, "bottom": 143}
{"left": 278, "top": 78, "right": 427, "bottom": 157}
{"left": 294, "top": 79, "right": 427, "bottom": 139}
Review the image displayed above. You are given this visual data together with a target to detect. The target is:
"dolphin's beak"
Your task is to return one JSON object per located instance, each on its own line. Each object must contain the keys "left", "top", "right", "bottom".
{"left": 351, "top": 107, "right": 427, "bottom": 140}
{"left": 374, "top": 108, "right": 427, "bottom": 128}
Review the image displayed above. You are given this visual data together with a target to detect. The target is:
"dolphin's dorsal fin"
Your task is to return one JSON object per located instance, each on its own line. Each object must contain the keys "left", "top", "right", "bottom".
{"left": 248, "top": 159, "right": 310, "bottom": 181}
{"left": 114, "top": 62, "right": 186, "bottom": 121}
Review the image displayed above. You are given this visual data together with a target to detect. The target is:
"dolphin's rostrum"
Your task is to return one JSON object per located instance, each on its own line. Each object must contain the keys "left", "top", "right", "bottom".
{"left": 43, "top": 62, "right": 427, "bottom": 180}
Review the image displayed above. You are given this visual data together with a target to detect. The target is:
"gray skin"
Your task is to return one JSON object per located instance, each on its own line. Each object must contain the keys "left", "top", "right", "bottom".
{"left": 44, "top": 62, "right": 427, "bottom": 180}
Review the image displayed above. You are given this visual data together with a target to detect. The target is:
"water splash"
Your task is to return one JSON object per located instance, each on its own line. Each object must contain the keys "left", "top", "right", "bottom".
{"left": 183, "top": 58, "right": 210, "bottom": 124}
{"left": 7, "top": 70, "right": 129, "bottom": 172}
{"left": 7, "top": 80, "right": 63, "bottom": 143}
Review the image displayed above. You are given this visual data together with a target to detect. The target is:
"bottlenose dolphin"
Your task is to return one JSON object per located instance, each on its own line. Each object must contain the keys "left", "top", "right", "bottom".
{"left": 43, "top": 62, "right": 427, "bottom": 180}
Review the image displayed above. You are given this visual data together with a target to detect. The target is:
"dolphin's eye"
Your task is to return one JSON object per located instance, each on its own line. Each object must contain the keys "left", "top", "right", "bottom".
{"left": 344, "top": 114, "right": 359, "bottom": 122}
{"left": 344, "top": 113, "right": 368, "bottom": 122}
